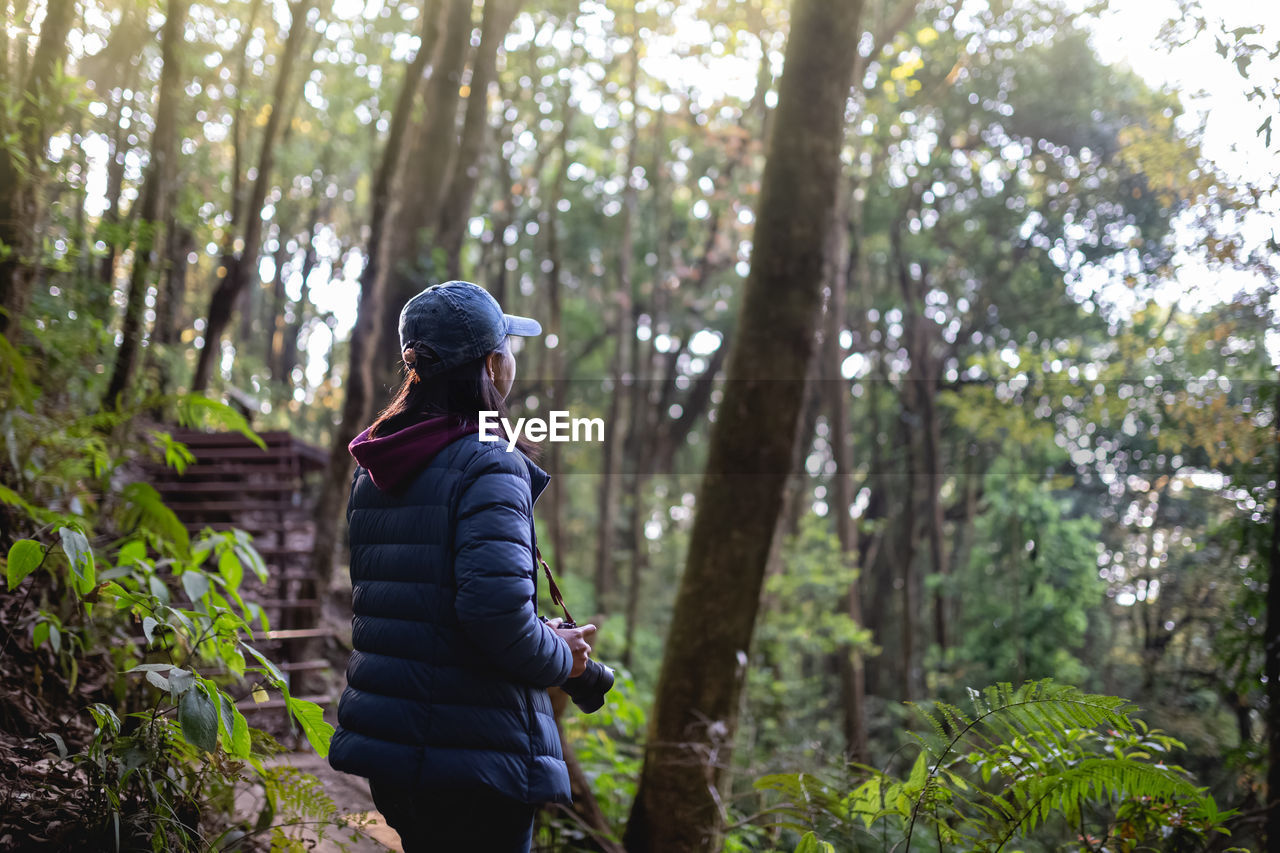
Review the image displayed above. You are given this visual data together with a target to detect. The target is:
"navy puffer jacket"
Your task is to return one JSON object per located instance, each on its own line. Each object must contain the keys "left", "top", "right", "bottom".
{"left": 328, "top": 418, "right": 573, "bottom": 805}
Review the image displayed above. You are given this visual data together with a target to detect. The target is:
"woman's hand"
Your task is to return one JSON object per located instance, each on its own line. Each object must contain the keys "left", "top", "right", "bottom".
{"left": 547, "top": 618, "right": 598, "bottom": 678}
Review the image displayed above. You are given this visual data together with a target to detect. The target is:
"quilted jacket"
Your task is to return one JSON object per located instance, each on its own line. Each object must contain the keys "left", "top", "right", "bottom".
{"left": 328, "top": 417, "right": 573, "bottom": 804}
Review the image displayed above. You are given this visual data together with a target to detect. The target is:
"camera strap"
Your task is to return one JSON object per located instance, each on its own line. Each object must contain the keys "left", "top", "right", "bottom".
{"left": 535, "top": 547, "right": 575, "bottom": 626}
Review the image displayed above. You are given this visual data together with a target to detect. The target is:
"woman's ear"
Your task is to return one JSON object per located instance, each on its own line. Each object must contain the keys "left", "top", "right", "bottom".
{"left": 485, "top": 351, "right": 499, "bottom": 382}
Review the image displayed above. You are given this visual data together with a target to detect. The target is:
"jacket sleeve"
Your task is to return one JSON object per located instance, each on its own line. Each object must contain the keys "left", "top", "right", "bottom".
{"left": 452, "top": 445, "right": 573, "bottom": 688}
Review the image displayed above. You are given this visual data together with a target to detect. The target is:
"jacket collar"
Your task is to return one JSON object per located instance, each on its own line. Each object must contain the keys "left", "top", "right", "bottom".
{"left": 524, "top": 455, "right": 550, "bottom": 503}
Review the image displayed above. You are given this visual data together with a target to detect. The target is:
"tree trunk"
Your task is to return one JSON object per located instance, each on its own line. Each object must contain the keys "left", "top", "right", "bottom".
{"left": 104, "top": 0, "right": 189, "bottom": 408}
{"left": 596, "top": 8, "right": 640, "bottom": 612}
{"left": 543, "top": 98, "right": 572, "bottom": 579}
{"left": 373, "top": 0, "right": 473, "bottom": 396}
{"left": 0, "top": 0, "right": 77, "bottom": 338}
{"left": 191, "top": 0, "right": 313, "bottom": 392}
{"left": 825, "top": 185, "right": 868, "bottom": 762}
{"left": 308, "top": 0, "right": 442, "bottom": 589}
{"left": 267, "top": 238, "right": 291, "bottom": 383}
{"left": 437, "top": 0, "right": 523, "bottom": 278}
{"left": 95, "top": 85, "right": 133, "bottom": 308}
{"left": 622, "top": 1, "right": 865, "bottom": 849}
{"left": 1265, "top": 381, "right": 1280, "bottom": 846}
{"left": 916, "top": 270, "right": 949, "bottom": 654}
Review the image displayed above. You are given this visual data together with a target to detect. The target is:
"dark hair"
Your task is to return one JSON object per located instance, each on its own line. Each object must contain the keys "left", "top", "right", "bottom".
{"left": 368, "top": 342, "right": 539, "bottom": 458}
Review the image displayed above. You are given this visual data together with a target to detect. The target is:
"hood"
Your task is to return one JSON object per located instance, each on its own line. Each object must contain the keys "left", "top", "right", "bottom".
{"left": 349, "top": 415, "right": 475, "bottom": 491}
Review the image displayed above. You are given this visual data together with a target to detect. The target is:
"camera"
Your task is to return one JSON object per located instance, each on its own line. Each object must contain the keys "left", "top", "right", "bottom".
{"left": 542, "top": 617, "right": 615, "bottom": 713}
{"left": 561, "top": 657, "right": 615, "bottom": 714}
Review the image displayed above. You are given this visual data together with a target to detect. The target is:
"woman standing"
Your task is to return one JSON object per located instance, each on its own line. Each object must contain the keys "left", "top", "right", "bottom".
{"left": 328, "top": 280, "right": 596, "bottom": 851}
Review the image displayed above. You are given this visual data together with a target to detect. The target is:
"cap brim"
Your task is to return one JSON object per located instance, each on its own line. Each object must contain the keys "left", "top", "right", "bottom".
{"left": 504, "top": 314, "right": 542, "bottom": 336}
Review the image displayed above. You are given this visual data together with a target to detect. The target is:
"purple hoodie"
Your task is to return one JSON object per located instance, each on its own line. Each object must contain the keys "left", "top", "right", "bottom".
{"left": 348, "top": 416, "right": 478, "bottom": 491}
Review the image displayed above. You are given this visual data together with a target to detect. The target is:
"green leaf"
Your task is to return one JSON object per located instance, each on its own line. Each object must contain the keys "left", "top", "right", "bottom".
{"left": 794, "top": 833, "right": 835, "bottom": 853}
{"left": 173, "top": 394, "right": 266, "bottom": 450}
{"left": 141, "top": 616, "right": 159, "bottom": 644}
{"left": 218, "top": 691, "right": 235, "bottom": 740}
{"left": 168, "top": 667, "right": 195, "bottom": 696}
{"left": 6, "top": 539, "right": 43, "bottom": 589}
{"left": 218, "top": 549, "right": 243, "bottom": 589}
{"left": 117, "top": 539, "right": 147, "bottom": 566}
{"left": 147, "top": 574, "right": 170, "bottom": 605}
{"left": 236, "top": 540, "right": 269, "bottom": 584}
{"left": 42, "top": 732, "right": 69, "bottom": 760}
{"left": 32, "top": 621, "right": 48, "bottom": 649}
{"left": 229, "top": 704, "right": 251, "bottom": 759}
{"left": 121, "top": 482, "right": 189, "bottom": 557}
{"left": 287, "top": 697, "right": 334, "bottom": 758}
{"left": 178, "top": 685, "right": 219, "bottom": 752}
{"left": 181, "top": 570, "right": 210, "bottom": 604}
{"left": 908, "top": 750, "right": 929, "bottom": 789}
{"left": 58, "top": 527, "right": 95, "bottom": 595}
{"left": 241, "top": 642, "right": 286, "bottom": 685}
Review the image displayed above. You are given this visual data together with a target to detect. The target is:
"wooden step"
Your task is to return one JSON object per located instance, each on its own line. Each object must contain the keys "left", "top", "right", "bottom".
{"left": 264, "top": 628, "right": 332, "bottom": 641}
{"left": 157, "top": 481, "right": 300, "bottom": 494}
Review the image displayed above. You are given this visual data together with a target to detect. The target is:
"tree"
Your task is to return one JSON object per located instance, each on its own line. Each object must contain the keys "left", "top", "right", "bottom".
{"left": 191, "top": 0, "right": 314, "bottom": 392}
{"left": 622, "top": 0, "right": 866, "bottom": 849}
{"left": 103, "top": 0, "right": 189, "bottom": 407}
{"left": 0, "top": 0, "right": 76, "bottom": 337}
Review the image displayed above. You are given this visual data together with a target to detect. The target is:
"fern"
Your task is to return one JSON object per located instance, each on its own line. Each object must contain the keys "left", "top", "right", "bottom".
{"left": 901, "top": 680, "right": 1222, "bottom": 852}
{"left": 747, "top": 681, "right": 1233, "bottom": 852}
{"left": 167, "top": 393, "right": 266, "bottom": 449}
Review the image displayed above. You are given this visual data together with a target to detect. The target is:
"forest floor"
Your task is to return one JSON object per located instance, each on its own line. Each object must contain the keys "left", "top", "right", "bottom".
{"left": 238, "top": 751, "right": 402, "bottom": 852}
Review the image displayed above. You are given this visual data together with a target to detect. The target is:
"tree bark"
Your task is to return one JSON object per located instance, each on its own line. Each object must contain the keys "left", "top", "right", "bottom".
{"left": 95, "top": 82, "right": 134, "bottom": 310}
{"left": 622, "top": 2, "right": 865, "bottom": 849}
{"left": 0, "top": 0, "right": 77, "bottom": 337}
{"left": 543, "top": 100, "right": 572, "bottom": 577}
{"left": 308, "top": 0, "right": 442, "bottom": 588}
{"left": 437, "top": 0, "right": 523, "bottom": 278}
{"left": 191, "top": 0, "right": 313, "bottom": 392}
{"left": 890, "top": 222, "right": 924, "bottom": 700}
{"left": 825, "top": 185, "right": 868, "bottom": 762}
{"left": 596, "top": 8, "right": 640, "bottom": 612}
{"left": 372, "top": 0, "right": 473, "bottom": 396}
{"left": 104, "top": 0, "right": 189, "bottom": 408}
{"left": 1265, "top": 381, "right": 1280, "bottom": 846}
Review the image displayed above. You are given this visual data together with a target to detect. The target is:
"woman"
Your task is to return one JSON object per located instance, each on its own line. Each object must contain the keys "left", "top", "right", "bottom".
{"left": 328, "top": 280, "right": 596, "bottom": 852}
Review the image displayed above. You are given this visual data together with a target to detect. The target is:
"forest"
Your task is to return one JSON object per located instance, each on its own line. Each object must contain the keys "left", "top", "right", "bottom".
{"left": 1, "top": 0, "right": 1278, "bottom": 849}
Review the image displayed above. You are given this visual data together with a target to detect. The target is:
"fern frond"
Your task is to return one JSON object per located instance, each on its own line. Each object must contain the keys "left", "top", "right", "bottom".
{"left": 990, "top": 757, "right": 1204, "bottom": 848}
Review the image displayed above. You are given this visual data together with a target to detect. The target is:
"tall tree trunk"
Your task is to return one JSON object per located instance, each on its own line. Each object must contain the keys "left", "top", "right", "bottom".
{"left": 153, "top": 224, "right": 193, "bottom": 347}
{"left": 104, "top": 0, "right": 189, "bottom": 408}
{"left": 891, "top": 223, "right": 923, "bottom": 700}
{"left": 623, "top": 1, "right": 865, "bottom": 849}
{"left": 544, "top": 102, "right": 572, "bottom": 577}
{"left": 916, "top": 269, "right": 949, "bottom": 653}
{"left": 267, "top": 237, "right": 292, "bottom": 383}
{"left": 372, "top": 0, "right": 473, "bottom": 396}
{"left": 825, "top": 185, "right": 868, "bottom": 762}
{"left": 308, "top": 0, "right": 441, "bottom": 588}
{"left": 191, "top": 0, "right": 313, "bottom": 392}
{"left": 95, "top": 84, "right": 134, "bottom": 310}
{"left": 437, "top": 0, "right": 523, "bottom": 279}
{"left": 1265, "top": 381, "right": 1280, "bottom": 846}
{"left": 596, "top": 6, "right": 640, "bottom": 614}
{"left": 0, "top": 0, "right": 77, "bottom": 337}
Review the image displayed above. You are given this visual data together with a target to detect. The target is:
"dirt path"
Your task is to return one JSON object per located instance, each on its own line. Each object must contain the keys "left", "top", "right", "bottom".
{"left": 236, "top": 751, "right": 403, "bottom": 852}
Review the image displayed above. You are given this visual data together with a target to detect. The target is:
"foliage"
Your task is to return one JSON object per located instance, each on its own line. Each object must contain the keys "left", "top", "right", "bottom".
{"left": 750, "top": 680, "right": 1237, "bottom": 853}
{"left": 0, "top": 333, "right": 349, "bottom": 849}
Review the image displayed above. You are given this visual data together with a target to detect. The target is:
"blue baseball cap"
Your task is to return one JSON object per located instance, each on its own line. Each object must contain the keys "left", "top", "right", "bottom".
{"left": 397, "top": 281, "right": 542, "bottom": 376}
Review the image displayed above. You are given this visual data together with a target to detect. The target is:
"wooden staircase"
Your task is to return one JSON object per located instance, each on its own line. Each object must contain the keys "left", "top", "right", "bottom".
{"left": 146, "top": 429, "right": 335, "bottom": 711}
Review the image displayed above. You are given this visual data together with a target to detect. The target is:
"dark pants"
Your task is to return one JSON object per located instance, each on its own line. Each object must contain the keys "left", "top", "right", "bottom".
{"left": 369, "top": 779, "right": 537, "bottom": 853}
